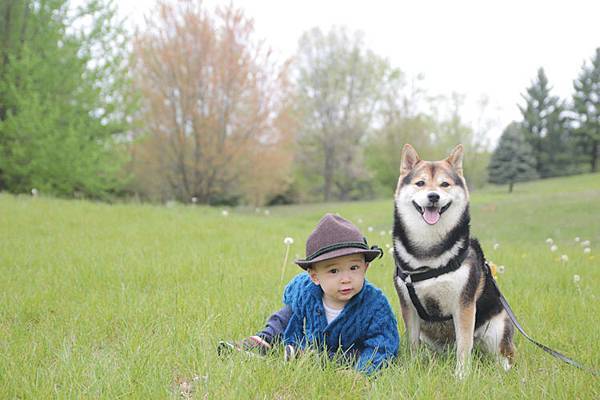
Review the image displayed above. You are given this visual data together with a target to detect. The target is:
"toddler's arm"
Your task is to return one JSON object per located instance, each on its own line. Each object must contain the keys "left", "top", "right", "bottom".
{"left": 356, "top": 300, "right": 399, "bottom": 374}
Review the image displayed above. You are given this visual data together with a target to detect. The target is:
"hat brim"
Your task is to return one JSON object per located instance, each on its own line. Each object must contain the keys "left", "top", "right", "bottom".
{"left": 294, "top": 247, "right": 382, "bottom": 270}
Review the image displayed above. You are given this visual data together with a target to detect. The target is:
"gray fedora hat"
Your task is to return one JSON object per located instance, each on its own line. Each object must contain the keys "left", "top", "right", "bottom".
{"left": 294, "top": 213, "right": 383, "bottom": 270}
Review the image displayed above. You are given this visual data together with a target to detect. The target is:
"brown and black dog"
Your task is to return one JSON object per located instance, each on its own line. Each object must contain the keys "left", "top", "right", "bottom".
{"left": 393, "top": 144, "right": 515, "bottom": 378}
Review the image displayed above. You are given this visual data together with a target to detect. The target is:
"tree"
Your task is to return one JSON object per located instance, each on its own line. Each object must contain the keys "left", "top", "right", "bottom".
{"left": 130, "top": 1, "right": 294, "bottom": 205}
{"left": 488, "top": 122, "right": 538, "bottom": 192}
{"left": 365, "top": 114, "right": 436, "bottom": 194}
{"left": 432, "top": 93, "right": 492, "bottom": 189}
{"left": 364, "top": 72, "right": 433, "bottom": 194}
{"left": 0, "top": 0, "right": 133, "bottom": 198}
{"left": 366, "top": 90, "right": 493, "bottom": 194}
{"left": 519, "top": 68, "right": 572, "bottom": 178}
{"left": 293, "top": 27, "right": 401, "bottom": 201}
{"left": 572, "top": 48, "right": 600, "bottom": 173}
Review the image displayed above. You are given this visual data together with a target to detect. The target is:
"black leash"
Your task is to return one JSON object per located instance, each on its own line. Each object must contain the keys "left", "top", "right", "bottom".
{"left": 483, "top": 262, "right": 599, "bottom": 376}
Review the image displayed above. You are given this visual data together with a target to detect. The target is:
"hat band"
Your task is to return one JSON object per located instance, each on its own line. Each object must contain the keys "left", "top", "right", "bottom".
{"left": 305, "top": 241, "right": 369, "bottom": 261}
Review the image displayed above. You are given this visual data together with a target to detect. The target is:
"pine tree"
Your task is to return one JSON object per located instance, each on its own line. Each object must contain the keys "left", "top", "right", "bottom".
{"left": 519, "top": 68, "right": 572, "bottom": 178}
{"left": 0, "top": 0, "right": 134, "bottom": 198}
{"left": 488, "top": 122, "right": 538, "bottom": 193}
{"left": 572, "top": 48, "right": 600, "bottom": 172}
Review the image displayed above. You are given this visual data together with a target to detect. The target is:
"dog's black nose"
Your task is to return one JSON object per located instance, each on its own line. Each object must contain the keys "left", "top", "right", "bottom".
{"left": 428, "top": 192, "right": 440, "bottom": 203}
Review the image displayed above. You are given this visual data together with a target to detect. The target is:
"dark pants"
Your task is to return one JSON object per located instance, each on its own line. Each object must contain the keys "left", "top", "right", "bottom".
{"left": 256, "top": 305, "right": 292, "bottom": 344}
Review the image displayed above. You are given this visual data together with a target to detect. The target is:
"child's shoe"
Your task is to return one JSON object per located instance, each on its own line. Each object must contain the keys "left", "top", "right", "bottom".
{"left": 217, "top": 335, "right": 272, "bottom": 357}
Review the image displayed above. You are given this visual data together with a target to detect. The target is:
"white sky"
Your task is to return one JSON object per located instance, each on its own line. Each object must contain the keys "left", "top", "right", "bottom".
{"left": 117, "top": 0, "right": 600, "bottom": 146}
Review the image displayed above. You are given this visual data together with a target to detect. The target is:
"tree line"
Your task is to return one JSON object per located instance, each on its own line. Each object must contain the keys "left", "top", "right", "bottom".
{"left": 1, "top": 1, "right": 598, "bottom": 203}
{"left": 489, "top": 54, "right": 600, "bottom": 192}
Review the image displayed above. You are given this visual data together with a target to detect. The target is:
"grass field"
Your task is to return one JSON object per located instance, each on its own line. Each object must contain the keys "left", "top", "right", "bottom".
{"left": 1, "top": 174, "right": 599, "bottom": 399}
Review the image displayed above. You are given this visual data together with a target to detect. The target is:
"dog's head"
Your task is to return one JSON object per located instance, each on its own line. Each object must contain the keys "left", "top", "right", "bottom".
{"left": 395, "top": 144, "right": 468, "bottom": 228}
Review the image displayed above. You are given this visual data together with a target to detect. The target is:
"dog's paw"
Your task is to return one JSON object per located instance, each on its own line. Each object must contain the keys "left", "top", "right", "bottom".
{"left": 500, "top": 356, "right": 512, "bottom": 372}
{"left": 454, "top": 363, "right": 469, "bottom": 380}
{"left": 409, "top": 343, "right": 420, "bottom": 356}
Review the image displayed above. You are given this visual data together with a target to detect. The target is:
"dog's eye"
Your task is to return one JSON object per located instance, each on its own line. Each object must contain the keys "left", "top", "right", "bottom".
{"left": 415, "top": 181, "right": 425, "bottom": 187}
{"left": 441, "top": 182, "right": 450, "bottom": 188}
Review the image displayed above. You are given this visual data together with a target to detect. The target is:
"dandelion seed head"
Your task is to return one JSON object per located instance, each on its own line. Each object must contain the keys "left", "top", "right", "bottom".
{"left": 560, "top": 254, "right": 569, "bottom": 262}
{"left": 583, "top": 247, "right": 591, "bottom": 254}
{"left": 221, "top": 210, "right": 229, "bottom": 217}
{"left": 573, "top": 274, "right": 581, "bottom": 284}
{"left": 191, "top": 197, "right": 198, "bottom": 204}
{"left": 385, "top": 243, "right": 391, "bottom": 249}
{"left": 498, "top": 265, "right": 505, "bottom": 274}
{"left": 550, "top": 244, "right": 558, "bottom": 252}
{"left": 581, "top": 240, "right": 591, "bottom": 247}
{"left": 493, "top": 243, "right": 500, "bottom": 250}
{"left": 264, "top": 209, "right": 270, "bottom": 216}
{"left": 380, "top": 230, "right": 386, "bottom": 236}
{"left": 179, "top": 380, "right": 192, "bottom": 395}
{"left": 31, "top": 188, "right": 39, "bottom": 196}
{"left": 367, "top": 226, "right": 374, "bottom": 232}
{"left": 283, "top": 237, "right": 294, "bottom": 245}
{"left": 546, "top": 238, "right": 554, "bottom": 245}
{"left": 574, "top": 237, "right": 580, "bottom": 242}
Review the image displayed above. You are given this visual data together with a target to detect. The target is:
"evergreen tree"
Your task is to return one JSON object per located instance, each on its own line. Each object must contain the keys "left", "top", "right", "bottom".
{"left": 0, "top": 0, "right": 134, "bottom": 198}
{"left": 488, "top": 122, "right": 538, "bottom": 193}
{"left": 572, "top": 48, "right": 600, "bottom": 173}
{"left": 519, "top": 68, "right": 572, "bottom": 178}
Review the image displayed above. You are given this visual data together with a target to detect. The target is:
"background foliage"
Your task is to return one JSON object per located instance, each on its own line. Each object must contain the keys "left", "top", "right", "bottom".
{"left": 0, "top": 0, "right": 598, "bottom": 205}
{"left": 0, "top": 0, "right": 134, "bottom": 199}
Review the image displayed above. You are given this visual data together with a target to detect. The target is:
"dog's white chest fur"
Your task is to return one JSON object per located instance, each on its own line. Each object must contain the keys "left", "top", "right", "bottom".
{"left": 395, "top": 264, "right": 471, "bottom": 318}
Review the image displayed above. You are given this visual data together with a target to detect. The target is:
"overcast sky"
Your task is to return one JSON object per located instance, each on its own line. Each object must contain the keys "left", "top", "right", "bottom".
{"left": 117, "top": 0, "right": 600, "bottom": 146}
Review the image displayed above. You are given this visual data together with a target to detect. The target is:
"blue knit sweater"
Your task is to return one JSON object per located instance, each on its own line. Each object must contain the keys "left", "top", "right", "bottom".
{"left": 282, "top": 273, "right": 399, "bottom": 374}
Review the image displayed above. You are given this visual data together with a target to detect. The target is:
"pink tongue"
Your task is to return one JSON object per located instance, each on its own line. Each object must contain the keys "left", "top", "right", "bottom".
{"left": 423, "top": 208, "right": 440, "bottom": 225}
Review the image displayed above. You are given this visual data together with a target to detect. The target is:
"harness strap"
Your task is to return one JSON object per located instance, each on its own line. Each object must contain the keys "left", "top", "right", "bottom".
{"left": 395, "top": 246, "right": 468, "bottom": 322}
{"left": 483, "top": 262, "right": 599, "bottom": 376}
{"left": 405, "top": 277, "right": 452, "bottom": 322}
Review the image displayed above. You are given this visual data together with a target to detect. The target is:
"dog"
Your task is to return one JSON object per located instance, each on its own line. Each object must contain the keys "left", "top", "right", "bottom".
{"left": 392, "top": 144, "right": 515, "bottom": 378}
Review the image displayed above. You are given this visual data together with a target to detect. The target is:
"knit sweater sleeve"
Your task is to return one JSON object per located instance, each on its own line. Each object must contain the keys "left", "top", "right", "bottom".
{"left": 282, "top": 272, "right": 313, "bottom": 347}
{"left": 355, "top": 292, "right": 400, "bottom": 375}
{"left": 282, "top": 272, "right": 312, "bottom": 309}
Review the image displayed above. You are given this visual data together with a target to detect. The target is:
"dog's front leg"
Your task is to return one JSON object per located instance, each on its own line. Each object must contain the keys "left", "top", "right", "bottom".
{"left": 453, "top": 303, "right": 476, "bottom": 379}
{"left": 399, "top": 296, "right": 421, "bottom": 353}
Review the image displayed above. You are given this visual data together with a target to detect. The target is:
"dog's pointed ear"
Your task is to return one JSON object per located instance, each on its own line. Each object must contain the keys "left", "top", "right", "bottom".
{"left": 446, "top": 144, "right": 464, "bottom": 176}
{"left": 401, "top": 144, "right": 420, "bottom": 175}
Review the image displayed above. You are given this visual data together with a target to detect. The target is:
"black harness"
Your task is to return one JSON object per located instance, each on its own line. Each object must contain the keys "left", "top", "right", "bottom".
{"left": 394, "top": 246, "right": 469, "bottom": 322}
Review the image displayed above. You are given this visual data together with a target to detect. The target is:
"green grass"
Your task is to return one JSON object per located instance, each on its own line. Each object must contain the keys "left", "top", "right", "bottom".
{"left": 1, "top": 174, "right": 599, "bottom": 399}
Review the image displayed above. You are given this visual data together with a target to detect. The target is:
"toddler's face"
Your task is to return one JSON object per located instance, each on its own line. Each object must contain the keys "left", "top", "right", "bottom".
{"left": 309, "top": 254, "right": 368, "bottom": 309}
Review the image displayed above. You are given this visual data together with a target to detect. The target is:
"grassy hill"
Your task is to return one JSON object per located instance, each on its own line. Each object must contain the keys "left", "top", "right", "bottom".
{"left": 1, "top": 174, "right": 598, "bottom": 398}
